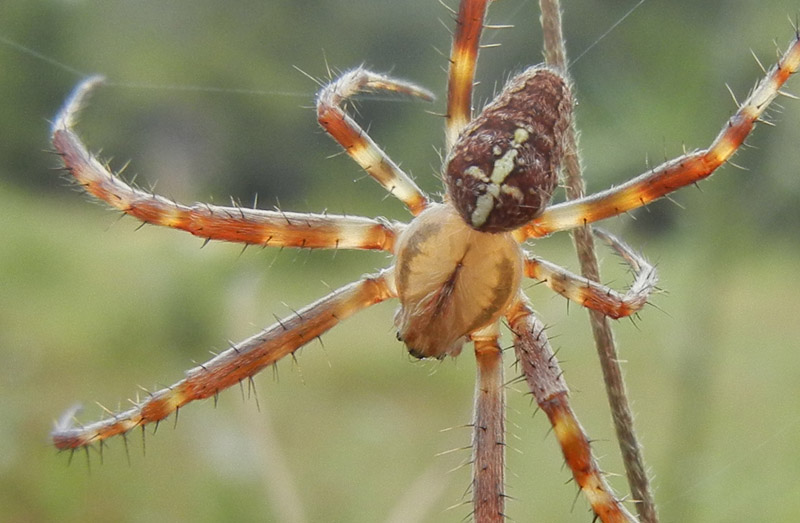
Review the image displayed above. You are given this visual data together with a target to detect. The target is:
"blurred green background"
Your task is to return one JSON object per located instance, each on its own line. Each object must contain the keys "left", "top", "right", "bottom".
{"left": 2, "top": 1, "right": 800, "bottom": 521}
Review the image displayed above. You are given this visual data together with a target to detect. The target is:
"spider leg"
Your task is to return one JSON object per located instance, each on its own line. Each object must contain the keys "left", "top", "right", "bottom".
{"left": 445, "top": 0, "right": 490, "bottom": 150}
{"left": 52, "top": 270, "right": 396, "bottom": 450}
{"left": 470, "top": 323, "right": 505, "bottom": 521}
{"left": 521, "top": 32, "right": 800, "bottom": 239}
{"left": 507, "top": 297, "right": 636, "bottom": 523}
{"left": 52, "top": 77, "right": 398, "bottom": 251}
{"left": 525, "top": 228, "right": 657, "bottom": 319}
{"left": 316, "top": 68, "right": 433, "bottom": 215}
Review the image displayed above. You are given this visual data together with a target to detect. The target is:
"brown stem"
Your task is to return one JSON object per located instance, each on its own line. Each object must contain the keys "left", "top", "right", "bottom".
{"left": 537, "top": 1, "right": 659, "bottom": 521}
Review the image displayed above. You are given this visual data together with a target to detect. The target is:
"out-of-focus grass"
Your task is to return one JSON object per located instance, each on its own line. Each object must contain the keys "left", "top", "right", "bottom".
{"left": 2, "top": 1, "right": 800, "bottom": 522}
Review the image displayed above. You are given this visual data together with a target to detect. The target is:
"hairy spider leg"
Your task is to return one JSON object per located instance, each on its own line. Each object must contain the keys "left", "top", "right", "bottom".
{"left": 507, "top": 297, "right": 637, "bottom": 523}
{"left": 52, "top": 78, "right": 398, "bottom": 252}
{"left": 52, "top": 271, "right": 395, "bottom": 450}
{"left": 316, "top": 68, "right": 433, "bottom": 215}
{"left": 470, "top": 324, "right": 506, "bottom": 522}
{"left": 521, "top": 32, "right": 800, "bottom": 239}
{"left": 524, "top": 228, "right": 657, "bottom": 319}
{"left": 445, "top": 0, "right": 490, "bottom": 150}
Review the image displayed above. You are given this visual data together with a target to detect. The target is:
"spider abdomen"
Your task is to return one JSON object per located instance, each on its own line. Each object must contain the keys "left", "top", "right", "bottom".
{"left": 445, "top": 66, "right": 572, "bottom": 233}
{"left": 393, "top": 203, "right": 522, "bottom": 359}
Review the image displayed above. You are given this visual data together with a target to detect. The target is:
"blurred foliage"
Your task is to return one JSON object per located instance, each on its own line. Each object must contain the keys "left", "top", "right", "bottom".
{"left": 1, "top": 1, "right": 800, "bottom": 522}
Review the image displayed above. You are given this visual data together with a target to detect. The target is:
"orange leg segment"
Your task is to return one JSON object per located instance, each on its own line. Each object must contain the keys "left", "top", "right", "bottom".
{"left": 316, "top": 68, "right": 432, "bottom": 215}
{"left": 521, "top": 32, "right": 800, "bottom": 239}
{"left": 507, "top": 297, "right": 636, "bottom": 523}
{"left": 52, "top": 77, "right": 399, "bottom": 251}
{"left": 524, "top": 228, "right": 657, "bottom": 319}
{"left": 445, "top": 0, "right": 490, "bottom": 150}
{"left": 52, "top": 271, "right": 396, "bottom": 450}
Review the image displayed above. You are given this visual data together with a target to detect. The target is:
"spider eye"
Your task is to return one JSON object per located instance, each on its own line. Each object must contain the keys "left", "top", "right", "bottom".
{"left": 445, "top": 67, "right": 572, "bottom": 233}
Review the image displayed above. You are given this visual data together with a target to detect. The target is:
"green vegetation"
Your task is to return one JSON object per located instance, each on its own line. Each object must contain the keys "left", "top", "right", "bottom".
{"left": 1, "top": 1, "right": 799, "bottom": 521}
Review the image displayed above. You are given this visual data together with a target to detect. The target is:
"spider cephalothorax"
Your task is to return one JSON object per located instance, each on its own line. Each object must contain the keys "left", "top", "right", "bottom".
{"left": 49, "top": 0, "right": 799, "bottom": 521}
{"left": 393, "top": 203, "right": 523, "bottom": 359}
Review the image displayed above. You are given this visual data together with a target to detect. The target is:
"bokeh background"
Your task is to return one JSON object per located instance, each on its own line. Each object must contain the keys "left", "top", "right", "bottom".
{"left": 2, "top": 1, "right": 799, "bottom": 521}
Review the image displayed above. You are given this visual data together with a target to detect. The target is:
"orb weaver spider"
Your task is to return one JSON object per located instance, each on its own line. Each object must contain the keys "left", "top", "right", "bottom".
{"left": 50, "top": 0, "right": 800, "bottom": 521}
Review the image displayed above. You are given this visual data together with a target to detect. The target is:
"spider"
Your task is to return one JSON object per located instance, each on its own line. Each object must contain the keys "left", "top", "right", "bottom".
{"left": 49, "top": 1, "right": 799, "bottom": 521}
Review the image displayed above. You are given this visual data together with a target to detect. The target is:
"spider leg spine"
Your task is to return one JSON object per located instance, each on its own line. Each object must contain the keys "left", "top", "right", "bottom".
{"left": 52, "top": 270, "right": 395, "bottom": 450}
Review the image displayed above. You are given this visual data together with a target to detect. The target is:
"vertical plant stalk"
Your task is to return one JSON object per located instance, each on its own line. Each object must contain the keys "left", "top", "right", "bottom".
{"left": 537, "top": 1, "right": 659, "bottom": 522}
